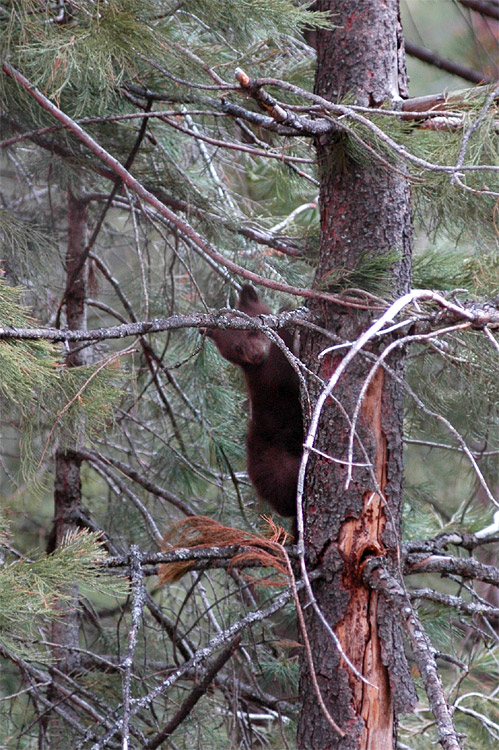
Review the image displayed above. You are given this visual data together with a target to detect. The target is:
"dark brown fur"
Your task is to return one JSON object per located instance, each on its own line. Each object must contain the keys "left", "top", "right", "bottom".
{"left": 205, "top": 285, "right": 303, "bottom": 517}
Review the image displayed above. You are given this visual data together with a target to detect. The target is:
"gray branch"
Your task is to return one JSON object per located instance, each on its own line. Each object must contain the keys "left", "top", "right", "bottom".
{"left": 0, "top": 308, "right": 310, "bottom": 342}
{"left": 364, "top": 559, "right": 463, "bottom": 750}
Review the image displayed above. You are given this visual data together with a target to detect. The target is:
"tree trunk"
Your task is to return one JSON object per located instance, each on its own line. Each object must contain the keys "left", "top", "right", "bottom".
{"left": 298, "top": 2, "right": 416, "bottom": 748}
{"left": 47, "top": 188, "right": 89, "bottom": 740}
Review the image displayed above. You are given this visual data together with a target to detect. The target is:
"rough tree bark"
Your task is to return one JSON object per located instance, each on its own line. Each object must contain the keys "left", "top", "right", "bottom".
{"left": 47, "top": 188, "right": 89, "bottom": 740}
{"left": 298, "top": 2, "right": 416, "bottom": 748}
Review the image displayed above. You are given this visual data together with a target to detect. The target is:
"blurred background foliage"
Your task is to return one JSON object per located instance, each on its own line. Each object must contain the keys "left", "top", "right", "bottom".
{"left": 0, "top": 0, "right": 497, "bottom": 747}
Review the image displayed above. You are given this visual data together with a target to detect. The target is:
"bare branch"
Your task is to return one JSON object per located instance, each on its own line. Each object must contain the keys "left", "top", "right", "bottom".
{"left": 409, "top": 588, "right": 499, "bottom": 619}
{"left": 0, "top": 307, "right": 311, "bottom": 342}
{"left": 121, "top": 546, "right": 146, "bottom": 750}
{"left": 144, "top": 636, "right": 241, "bottom": 748}
{"left": 88, "top": 571, "right": 321, "bottom": 748}
{"left": 404, "top": 40, "right": 494, "bottom": 85}
{"left": 235, "top": 67, "right": 332, "bottom": 135}
{"left": 457, "top": 0, "right": 499, "bottom": 21}
{"left": 404, "top": 553, "right": 499, "bottom": 586}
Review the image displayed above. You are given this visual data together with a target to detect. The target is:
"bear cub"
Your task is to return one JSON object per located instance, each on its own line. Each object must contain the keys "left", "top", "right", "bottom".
{"left": 205, "top": 285, "right": 303, "bottom": 517}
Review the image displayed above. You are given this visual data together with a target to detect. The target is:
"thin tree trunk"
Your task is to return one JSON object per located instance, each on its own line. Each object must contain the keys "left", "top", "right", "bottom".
{"left": 298, "top": 2, "right": 416, "bottom": 748}
{"left": 47, "top": 188, "right": 89, "bottom": 741}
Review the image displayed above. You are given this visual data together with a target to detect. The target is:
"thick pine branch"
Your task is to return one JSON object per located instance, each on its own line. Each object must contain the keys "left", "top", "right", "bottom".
{"left": 0, "top": 308, "right": 311, "bottom": 341}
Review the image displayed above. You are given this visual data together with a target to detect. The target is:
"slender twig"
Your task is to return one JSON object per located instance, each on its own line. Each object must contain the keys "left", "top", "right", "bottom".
{"left": 404, "top": 437, "right": 499, "bottom": 458}
{"left": 89, "top": 571, "right": 322, "bottom": 749}
{"left": 144, "top": 637, "right": 242, "bottom": 748}
{"left": 121, "top": 546, "right": 146, "bottom": 750}
{"left": 281, "top": 549, "right": 345, "bottom": 736}
{"left": 86, "top": 456, "right": 164, "bottom": 547}
{"left": 153, "top": 110, "right": 316, "bottom": 161}
{"left": 38, "top": 345, "right": 138, "bottom": 467}
{"left": 455, "top": 85, "right": 499, "bottom": 170}
{"left": 483, "top": 326, "right": 499, "bottom": 352}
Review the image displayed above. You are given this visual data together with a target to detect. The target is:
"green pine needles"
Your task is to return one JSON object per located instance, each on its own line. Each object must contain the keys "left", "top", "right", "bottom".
{"left": 0, "top": 523, "right": 125, "bottom": 660}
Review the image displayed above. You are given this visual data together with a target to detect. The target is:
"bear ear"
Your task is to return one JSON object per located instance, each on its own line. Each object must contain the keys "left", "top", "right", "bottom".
{"left": 237, "top": 284, "right": 271, "bottom": 316}
{"left": 238, "top": 284, "right": 259, "bottom": 307}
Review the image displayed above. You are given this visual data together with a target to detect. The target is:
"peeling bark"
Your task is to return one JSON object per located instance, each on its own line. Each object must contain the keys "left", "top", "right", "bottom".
{"left": 297, "top": 2, "right": 416, "bottom": 748}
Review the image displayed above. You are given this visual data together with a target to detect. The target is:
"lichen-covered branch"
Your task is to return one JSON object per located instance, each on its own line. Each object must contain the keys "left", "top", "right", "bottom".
{"left": 364, "top": 559, "right": 462, "bottom": 750}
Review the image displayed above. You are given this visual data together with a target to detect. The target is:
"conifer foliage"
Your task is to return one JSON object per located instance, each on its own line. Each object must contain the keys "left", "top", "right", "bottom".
{"left": 0, "top": 1, "right": 497, "bottom": 748}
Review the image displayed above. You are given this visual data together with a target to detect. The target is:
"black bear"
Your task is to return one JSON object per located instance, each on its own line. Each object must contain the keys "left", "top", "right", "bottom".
{"left": 205, "top": 285, "right": 303, "bottom": 517}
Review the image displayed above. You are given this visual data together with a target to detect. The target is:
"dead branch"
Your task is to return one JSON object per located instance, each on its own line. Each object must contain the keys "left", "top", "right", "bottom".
{"left": 121, "top": 546, "right": 146, "bottom": 748}
{"left": 404, "top": 531, "right": 499, "bottom": 555}
{"left": 409, "top": 588, "right": 499, "bottom": 620}
{"left": 404, "top": 40, "right": 494, "bottom": 85}
{"left": 0, "top": 308, "right": 311, "bottom": 342}
{"left": 144, "top": 636, "right": 242, "bottom": 748}
{"left": 404, "top": 553, "right": 499, "bottom": 586}
{"left": 235, "top": 67, "right": 332, "bottom": 135}
{"left": 105, "top": 544, "right": 298, "bottom": 572}
{"left": 86, "top": 570, "right": 321, "bottom": 748}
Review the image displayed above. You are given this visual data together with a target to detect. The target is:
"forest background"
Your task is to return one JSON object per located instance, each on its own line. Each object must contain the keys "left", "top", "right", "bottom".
{"left": 0, "top": 1, "right": 498, "bottom": 749}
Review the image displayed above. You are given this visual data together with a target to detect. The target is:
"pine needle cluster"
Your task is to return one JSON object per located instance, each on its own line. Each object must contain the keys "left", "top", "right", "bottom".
{"left": 0, "top": 525, "right": 125, "bottom": 659}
